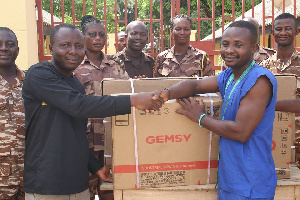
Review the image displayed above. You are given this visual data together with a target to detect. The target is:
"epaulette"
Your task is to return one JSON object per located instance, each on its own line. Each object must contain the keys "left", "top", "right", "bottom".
{"left": 145, "top": 53, "right": 154, "bottom": 61}
{"left": 261, "top": 47, "right": 276, "bottom": 53}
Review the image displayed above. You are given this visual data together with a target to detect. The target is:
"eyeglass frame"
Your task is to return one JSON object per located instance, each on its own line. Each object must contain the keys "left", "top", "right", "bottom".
{"left": 86, "top": 32, "right": 107, "bottom": 39}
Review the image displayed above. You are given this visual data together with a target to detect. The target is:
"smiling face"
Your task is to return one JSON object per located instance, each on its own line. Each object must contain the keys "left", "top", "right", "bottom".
{"left": 220, "top": 27, "right": 257, "bottom": 69}
{"left": 49, "top": 28, "right": 85, "bottom": 77}
{"left": 273, "top": 18, "right": 298, "bottom": 48}
{"left": 126, "top": 22, "right": 148, "bottom": 52}
{"left": 84, "top": 23, "right": 106, "bottom": 52}
{"left": 172, "top": 18, "right": 191, "bottom": 45}
{"left": 0, "top": 30, "right": 19, "bottom": 68}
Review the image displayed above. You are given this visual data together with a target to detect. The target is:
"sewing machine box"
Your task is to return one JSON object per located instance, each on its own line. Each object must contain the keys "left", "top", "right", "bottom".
{"left": 272, "top": 74, "right": 297, "bottom": 179}
{"left": 102, "top": 77, "right": 198, "bottom": 165}
{"left": 102, "top": 78, "right": 221, "bottom": 189}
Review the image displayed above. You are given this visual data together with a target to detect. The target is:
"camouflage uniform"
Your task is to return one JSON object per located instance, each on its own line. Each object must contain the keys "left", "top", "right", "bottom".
{"left": 222, "top": 46, "right": 276, "bottom": 71}
{"left": 253, "top": 47, "right": 276, "bottom": 65}
{"left": 0, "top": 67, "right": 25, "bottom": 200}
{"left": 113, "top": 47, "right": 154, "bottom": 78}
{"left": 260, "top": 49, "right": 300, "bottom": 165}
{"left": 74, "top": 53, "right": 128, "bottom": 200}
{"left": 154, "top": 45, "right": 213, "bottom": 77}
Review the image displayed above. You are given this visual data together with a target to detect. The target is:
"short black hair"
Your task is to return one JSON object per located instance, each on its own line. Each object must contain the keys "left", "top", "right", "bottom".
{"left": 50, "top": 23, "right": 80, "bottom": 44}
{"left": 171, "top": 14, "right": 192, "bottom": 30}
{"left": 117, "top": 30, "right": 126, "bottom": 39}
{"left": 81, "top": 15, "right": 104, "bottom": 34}
{"left": 227, "top": 20, "right": 258, "bottom": 44}
{"left": 274, "top": 13, "right": 297, "bottom": 29}
{"left": 0, "top": 27, "right": 18, "bottom": 46}
{"left": 125, "top": 21, "right": 147, "bottom": 35}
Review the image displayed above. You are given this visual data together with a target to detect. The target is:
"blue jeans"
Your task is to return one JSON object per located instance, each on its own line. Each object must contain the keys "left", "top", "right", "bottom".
{"left": 217, "top": 188, "right": 274, "bottom": 200}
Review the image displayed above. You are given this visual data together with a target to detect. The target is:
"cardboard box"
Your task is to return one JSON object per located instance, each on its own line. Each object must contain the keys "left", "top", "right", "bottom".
{"left": 272, "top": 113, "right": 294, "bottom": 179}
{"left": 276, "top": 74, "right": 297, "bottom": 101}
{"left": 102, "top": 77, "right": 220, "bottom": 189}
{"left": 102, "top": 78, "right": 198, "bottom": 166}
{"left": 272, "top": 74, "right": 297, "bottom": 179}
{"left": 112, "top": 95, "right": 221, "bottom": 189}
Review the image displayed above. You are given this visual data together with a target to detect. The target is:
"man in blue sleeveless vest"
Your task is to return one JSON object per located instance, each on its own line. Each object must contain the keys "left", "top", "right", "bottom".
{"left": 154, "top": 20, "right": 277, "bottom": 199}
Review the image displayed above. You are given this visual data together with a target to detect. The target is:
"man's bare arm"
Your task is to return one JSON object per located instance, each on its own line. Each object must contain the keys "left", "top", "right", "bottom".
{"left": 276, "top": 99, "right": 300, "bottom": 113}
{"left": 202, "top": 76, "right": 273, "bottom": 142}
{"left": 177, "top": 76, "right": 273, "bottom": 143}
{"left": 157, "top": 76, "right": 219, "bottom": 102}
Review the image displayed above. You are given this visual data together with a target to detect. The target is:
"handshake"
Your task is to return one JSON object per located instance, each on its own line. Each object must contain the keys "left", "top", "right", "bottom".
{"left": 130, "top": 89, "right": 170, "bottom": 112}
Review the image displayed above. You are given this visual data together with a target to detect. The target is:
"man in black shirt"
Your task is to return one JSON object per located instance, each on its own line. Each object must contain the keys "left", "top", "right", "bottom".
{"left": 22, "top": 23, "right": 162, "bottom": 200}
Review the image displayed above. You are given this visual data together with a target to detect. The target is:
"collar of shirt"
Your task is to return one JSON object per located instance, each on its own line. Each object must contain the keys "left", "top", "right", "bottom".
{"left": 165, "top": 45, "right": 201, "bottom": 64}
{"left": 120, "top": 47, "right": 152, "bottom": 63}
{"left": 268, "top": 49, "right": 299, "bottom": 72}
{"left": 0, "top": 66, "right": 25, "bottom": 88}
{"left": 258, "top": 46, "right": 268, "bottom": 54}
{"left": 81, "top": 52, "right": 111, "bottom": 71}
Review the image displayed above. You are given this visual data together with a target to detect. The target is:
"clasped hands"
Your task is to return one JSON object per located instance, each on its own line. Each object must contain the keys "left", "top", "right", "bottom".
{"left": 130, "top": 89, "right": 169, "bottom": 112}
{"left": 130, "top": 89, "right": 206, "bottom": 122}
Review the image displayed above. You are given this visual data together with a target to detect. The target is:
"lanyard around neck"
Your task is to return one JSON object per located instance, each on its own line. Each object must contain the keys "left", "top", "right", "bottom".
{"left": 221, "top": 61, "right": 255, "bottom": 120}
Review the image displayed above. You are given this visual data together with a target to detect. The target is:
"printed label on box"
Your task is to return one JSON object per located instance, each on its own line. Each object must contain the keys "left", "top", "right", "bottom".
{"left": 140, "top": 171, "right": 186, "bottom": 187}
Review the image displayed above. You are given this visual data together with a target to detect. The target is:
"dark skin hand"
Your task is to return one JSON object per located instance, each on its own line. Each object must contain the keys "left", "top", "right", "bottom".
{"left": 130, "top": 92, "right": 164, "bottom": 113}
{"left": 96, "top": 165, "right": 113, "bottom": 183}
{"left": 175, "top": 97, "right": 205, "bottom": 123}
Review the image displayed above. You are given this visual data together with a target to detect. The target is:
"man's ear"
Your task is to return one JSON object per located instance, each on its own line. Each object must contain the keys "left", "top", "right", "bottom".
{"left": 49, "top": 43, "right": 53, "bottom": 55}
{"left": 252, "top": 43, "right": 259, "bottom": 54}
{"left": 16, "top": 47, "right": 19, "bottom": 57}
{"left": 296, "top": 28, "right": 300, "bottom": 36}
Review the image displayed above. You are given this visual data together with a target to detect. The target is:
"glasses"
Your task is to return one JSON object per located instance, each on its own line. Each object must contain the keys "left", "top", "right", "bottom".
{"left": 86, "top": 32, "right": 106, "bottom": 39}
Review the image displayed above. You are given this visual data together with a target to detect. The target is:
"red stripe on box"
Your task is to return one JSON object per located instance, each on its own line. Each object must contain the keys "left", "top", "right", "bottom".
{"left": 114, "top": 160, "right": 218, "bottom": 174}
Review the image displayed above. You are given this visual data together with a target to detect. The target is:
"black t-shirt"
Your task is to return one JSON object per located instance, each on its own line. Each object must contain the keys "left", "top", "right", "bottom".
{"left": 22, "top": 61, "right": 131, "bottom": 195}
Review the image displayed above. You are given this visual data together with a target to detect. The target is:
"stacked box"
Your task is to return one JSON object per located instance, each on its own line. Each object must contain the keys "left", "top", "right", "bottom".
{"left": 272, "top": 74, "right": 297, "bottom": 179}
{"left": 111, "top": 95, "right": 221, "bottom": 189}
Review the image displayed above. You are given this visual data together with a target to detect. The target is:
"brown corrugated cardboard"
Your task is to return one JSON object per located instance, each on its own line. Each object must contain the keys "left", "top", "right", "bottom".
{"left": 102, "top": 77, "right": 221, "bottom": 189}
{"left": 276, "top": 74, "right": 297, "bottom": 101}
{"left": 112, "top": 95, "right": 221, "bottom": 189}
{"left": 102, "top": 77, "right": 197, "bottom": 167}
{"left": 272, "top": 122, "right": 293, "bottom": 179}
{"left": 272, "top": 75, "right": 297, "bottom": 179}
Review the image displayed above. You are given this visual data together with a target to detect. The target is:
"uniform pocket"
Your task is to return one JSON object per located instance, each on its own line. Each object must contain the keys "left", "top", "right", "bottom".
{"left": 180, "top": 63, "right": 201, "bottom": 77}
{"left": 158, "top": 65, "right": 173, "bottom": 76}
{"left": 0, "top": 98, "right": 10, "bottom": 130}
